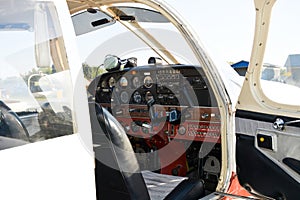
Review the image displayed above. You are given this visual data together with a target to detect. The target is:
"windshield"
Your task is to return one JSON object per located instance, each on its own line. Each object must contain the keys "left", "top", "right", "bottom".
{"left": 74, "top": 5, "right": 199, "bottom": 78}
{"left": 0, "top": 1, "right": 75, "bottom": 148}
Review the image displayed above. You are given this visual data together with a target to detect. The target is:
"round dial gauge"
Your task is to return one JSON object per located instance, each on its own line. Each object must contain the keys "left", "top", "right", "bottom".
{"left": 132, "top": 76, "right": 140, "bottom": 88}
{"left": 101, "top": 80, "right": 107, "bottom": 88}
{"left": 120, "top": 91, "right": 129, "bottom": 103}
{"left": 143, "top": 76, "right": 153, "bottom": 88}
{"left": 131, "top": 121, "right": 140, "bottom": 132}
{"left": 119, "top": 77, "right": 128, "bottom": 87}
{"left": 178, "top": 126, "right": 186, "bottom": 135}
{"left": 108, "top": 77, "right": 116, "bottom": 88}
{"left": 133, "top": 91, "right": 142, "bottom": 104}
{"left": 145, "top": 91, "right": 154, "bottom": 102}
{"left": 141, "top": 121, "right": 150, "bottom": 134}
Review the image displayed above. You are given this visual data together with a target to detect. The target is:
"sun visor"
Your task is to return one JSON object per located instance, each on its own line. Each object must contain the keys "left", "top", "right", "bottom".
{"left": 72, "top": 8, "right": 115, "bottom": 36}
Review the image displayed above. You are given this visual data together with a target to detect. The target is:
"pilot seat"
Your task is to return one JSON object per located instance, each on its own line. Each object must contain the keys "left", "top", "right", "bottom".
{"left": 89, "top": 102, "right": 205, "bottom": 200}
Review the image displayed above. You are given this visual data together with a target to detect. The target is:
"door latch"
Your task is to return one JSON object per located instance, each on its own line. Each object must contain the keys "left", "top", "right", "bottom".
{"left": 273, "top": 118, "right": 300, "bottom": 131}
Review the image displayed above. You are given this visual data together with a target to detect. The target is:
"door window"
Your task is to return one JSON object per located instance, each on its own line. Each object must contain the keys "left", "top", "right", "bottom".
{"left": 261, "top": 1, "right": 300, "bottom": 106}
{"left": 0, "top": 1, "right": 75, "bottom": 150}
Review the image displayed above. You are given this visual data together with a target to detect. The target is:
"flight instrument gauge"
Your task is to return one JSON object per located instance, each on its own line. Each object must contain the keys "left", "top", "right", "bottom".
{"left": 132, "top": 76, "right": 140, "bottom": 88}
{"left": 143, "top": 76, "right": 153, "bottom": 88}
{"left": 119, "top": 77, "right": 128, "bottom": 87}
{"left": 108, "top": 77, "right": 115, "bottom": 88}
{"left": 131, "top": 121, "right": 140, "bottom": 132}
{"left": 120, "top": 91, "right": 129, "bottom": 103}
{"left": 145, "top": 91, "right": 154, "bottom": 102}
{"left": 100, "top": 80, "right": 107, "bottom": 88}
{"left": 133, "top": 91, "right": 142, "bottom": 104}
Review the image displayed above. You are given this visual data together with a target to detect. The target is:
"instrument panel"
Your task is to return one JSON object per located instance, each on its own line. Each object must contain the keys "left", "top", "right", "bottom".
{"left": 92, "top": 64, "right": 220, "bottom": 143}
{"left": 90, "top": 64, "right": 222, "bottom": 185}
{"left": 95, "top": 65, "right": 216, "bottom": 107}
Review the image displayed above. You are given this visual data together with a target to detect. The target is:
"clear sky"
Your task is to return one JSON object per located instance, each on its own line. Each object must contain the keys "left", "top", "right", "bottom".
{"left": 163, "top": 0, "right": 300, "bottom": 67}
{"left": 76, "top": 0, "right": 256, "bottom": 66}
{"left": 0, "top": 31, "right": 35, "bottom": 78}
{"left": 2, "top": 0, "right": 300, "bottom": 77}
{"left": 74, "top": 0, "right": 300, "bottom": 68}
{"left": 163, "top": 0, "right": 255, "bottom": 64}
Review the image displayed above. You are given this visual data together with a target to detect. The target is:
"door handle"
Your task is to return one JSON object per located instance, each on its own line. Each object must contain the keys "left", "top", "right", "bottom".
{"left": 273, "top": 118, "right": 300, "bottom": 131}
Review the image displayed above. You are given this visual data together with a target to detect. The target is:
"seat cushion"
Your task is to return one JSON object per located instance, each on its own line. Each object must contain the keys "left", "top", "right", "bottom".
{"left": 164, "top": 178, "right": 205, "bottom": 200}
{"left": 142, "top": 170, "right": 205, "bottom": 200}
{"left": 142, "top": 170, "right": 187, "bottom": 199}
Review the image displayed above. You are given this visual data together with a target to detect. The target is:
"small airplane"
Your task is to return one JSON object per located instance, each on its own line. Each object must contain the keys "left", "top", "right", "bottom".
{"left": 0, "top": 0, "right": 299, "bottom": 199}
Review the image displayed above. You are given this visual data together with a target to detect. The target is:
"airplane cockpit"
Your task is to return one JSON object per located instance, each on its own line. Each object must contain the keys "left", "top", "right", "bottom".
{"left": 86, "top": 56, "right": 222, "bottom": 199}
{"left": 1, "top": 0, "right": 300, "bottom": 199}
{"left": 88, "top": 55, "right": 221, "bottom": 182}
{"left": 69, "top": 2, "right": 226, "bottom": 199}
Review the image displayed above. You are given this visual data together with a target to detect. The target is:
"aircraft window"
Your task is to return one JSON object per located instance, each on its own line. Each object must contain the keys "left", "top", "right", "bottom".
{"left": 261, "top": 1, "right": 300, "bottom": 106}
{"left": 0, "top": 1, "right": 75, "bottom": 150}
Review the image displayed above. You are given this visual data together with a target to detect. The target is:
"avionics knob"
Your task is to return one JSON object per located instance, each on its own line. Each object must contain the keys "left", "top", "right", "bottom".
{"left": 201, "top": 113, "right": 209, "bottom": 119}
{"left": 178, "top": 126, "right": 186, "bottom": 135}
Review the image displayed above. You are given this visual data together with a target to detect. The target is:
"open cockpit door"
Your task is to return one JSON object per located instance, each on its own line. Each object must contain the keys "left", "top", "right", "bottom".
{"left": 236, "top": 0, "right": 300, "bottom": 199}
{"left": 0, "top": 1, "right": 96, "bottom": 199}
{"left": 69, "top": 0, "right": 242, "bottom": 199}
